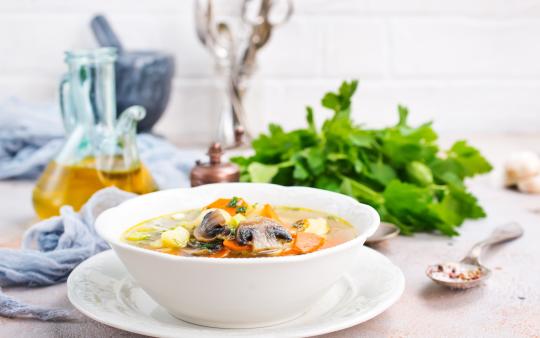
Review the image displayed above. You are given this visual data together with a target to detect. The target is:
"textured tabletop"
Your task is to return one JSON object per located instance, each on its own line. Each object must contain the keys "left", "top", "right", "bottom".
{"left": 1, "top": 135, "right": 540, "bottom": 338}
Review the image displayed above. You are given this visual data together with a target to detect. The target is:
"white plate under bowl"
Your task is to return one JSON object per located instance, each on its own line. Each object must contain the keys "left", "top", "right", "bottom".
{"left": 68, "top": 248, "right": 404, "bottom": 338}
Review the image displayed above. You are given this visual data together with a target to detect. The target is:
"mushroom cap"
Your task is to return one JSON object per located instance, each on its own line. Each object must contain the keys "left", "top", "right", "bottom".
{"left": 193, "top": 209, "right": 231, "bottom": 242}
{"left": 236, "top": 217, "right": 292, "bottom": 253}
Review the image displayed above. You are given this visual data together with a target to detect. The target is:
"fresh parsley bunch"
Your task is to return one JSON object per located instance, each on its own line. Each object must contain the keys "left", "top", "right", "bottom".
{"left": 232, "top": 80, "right": 492, "bottom": 236}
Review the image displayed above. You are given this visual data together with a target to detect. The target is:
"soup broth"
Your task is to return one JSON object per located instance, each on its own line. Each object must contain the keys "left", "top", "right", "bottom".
{"left": 123, "top": 197, "right": 357, "bottom": 258}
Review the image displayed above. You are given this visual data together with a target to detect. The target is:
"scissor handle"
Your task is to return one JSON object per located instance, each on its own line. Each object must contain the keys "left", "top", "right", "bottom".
{"left": 241, "top": 0, "right": 293, "bottom": 27}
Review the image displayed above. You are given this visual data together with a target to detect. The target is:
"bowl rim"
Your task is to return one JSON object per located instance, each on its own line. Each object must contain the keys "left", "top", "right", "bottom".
{"left": 96, "top": 183, "right": 380, "bottom": 265}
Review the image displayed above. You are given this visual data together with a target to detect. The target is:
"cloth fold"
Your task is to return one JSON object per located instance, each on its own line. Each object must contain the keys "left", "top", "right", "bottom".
{"left": 0, "top": 187, "right": 135, "bottom": 320}
{"left": 0, "top": 289, "right": 73, "bottom": 321}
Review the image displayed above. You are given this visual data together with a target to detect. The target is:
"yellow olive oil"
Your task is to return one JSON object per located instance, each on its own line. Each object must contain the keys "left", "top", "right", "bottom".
{"left": 32, "top": 157, "right": 157, "bottom": 219}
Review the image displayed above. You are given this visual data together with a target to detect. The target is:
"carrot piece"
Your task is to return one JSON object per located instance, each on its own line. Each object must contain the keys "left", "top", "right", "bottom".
{"left": 260, "top": 204, "right": 280, "bottom": 221}
{"left": 223, "top": 239, "right": 251, "bottom": 252}
{"left": 293, "top": 232, "right": 325, "bottom": 254}
{"left": 206, "top": 198, "right": 230, "bottom": 209}
{"left": 205, "top": 197, "right": 247, "bottom": 216}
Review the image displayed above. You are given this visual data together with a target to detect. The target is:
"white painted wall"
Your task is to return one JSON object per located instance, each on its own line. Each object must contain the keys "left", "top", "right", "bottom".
{"left": 1, "top": 0, "right": 540, "bottom": 144}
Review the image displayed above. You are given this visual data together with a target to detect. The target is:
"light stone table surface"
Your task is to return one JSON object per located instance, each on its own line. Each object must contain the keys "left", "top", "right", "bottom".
{"left": 1, "top": 134, "right": 540, "bottom": 338}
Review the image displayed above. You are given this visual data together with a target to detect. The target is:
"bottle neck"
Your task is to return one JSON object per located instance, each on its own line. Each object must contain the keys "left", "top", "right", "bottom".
{"left": 62, "top": 48, "right": 118, "bottom": 132}
{"left": 65, "top": 61, "right": 117, "bottom": 131}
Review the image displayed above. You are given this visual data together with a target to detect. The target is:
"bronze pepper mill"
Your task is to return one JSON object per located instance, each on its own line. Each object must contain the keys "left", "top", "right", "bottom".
{"left": 190, "top": 143, "right": 240, "bottom": 187}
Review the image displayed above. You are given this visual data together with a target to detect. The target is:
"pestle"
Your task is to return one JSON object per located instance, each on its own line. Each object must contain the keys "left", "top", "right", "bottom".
{"left": 91, "top": 15, "right": 124, "bottom": 54}
{"left": 90, "top": 14, "right": 175, "bottom": 132}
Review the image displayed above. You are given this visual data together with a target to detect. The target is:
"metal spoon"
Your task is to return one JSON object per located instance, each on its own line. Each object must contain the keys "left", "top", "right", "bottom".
{"left": 426, "top": 222, "right": 523, "bottom": 290}
{"left": 366, "top": 222, "right": 400, "bottom": 245}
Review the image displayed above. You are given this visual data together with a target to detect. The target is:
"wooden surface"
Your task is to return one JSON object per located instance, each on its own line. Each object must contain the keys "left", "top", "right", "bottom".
{"left": 1, "top": 135, "right": 540, "bottom": 338}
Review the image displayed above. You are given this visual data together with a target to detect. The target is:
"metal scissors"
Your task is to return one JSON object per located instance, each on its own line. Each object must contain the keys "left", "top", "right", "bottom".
{"left": 241, "top": 0, "right": 293, "bottom": 29}
{"left": 238, "top": 0, "right": 293, "bottom": 79}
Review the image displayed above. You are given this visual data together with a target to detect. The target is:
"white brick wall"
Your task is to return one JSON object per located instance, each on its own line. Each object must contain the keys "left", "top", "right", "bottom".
{"left": 1, "top": 0, "right": 540, "bottom": 144}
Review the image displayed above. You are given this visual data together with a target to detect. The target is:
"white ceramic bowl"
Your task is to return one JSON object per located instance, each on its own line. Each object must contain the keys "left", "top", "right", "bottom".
{"left": 95, "top": 183, "right": 379, "bottom": 328}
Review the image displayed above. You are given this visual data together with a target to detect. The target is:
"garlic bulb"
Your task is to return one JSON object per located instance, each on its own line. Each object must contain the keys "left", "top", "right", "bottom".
{"left": 517, "top": 175, "right": 540, "bottom": 194}
{"left": 504, "top": 151, "right": 540, "bottom": 186}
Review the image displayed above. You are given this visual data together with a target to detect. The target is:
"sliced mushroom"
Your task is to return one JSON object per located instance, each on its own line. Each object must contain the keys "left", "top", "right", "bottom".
{"left": 193, "top": 209, "right": 230, "bottom": 242}
{"left": 236, "top": 217, "right": 292, "bottom": 253}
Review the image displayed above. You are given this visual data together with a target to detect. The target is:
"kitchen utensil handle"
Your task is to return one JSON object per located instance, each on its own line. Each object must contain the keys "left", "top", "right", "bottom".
{"left": 91, "top": 15, "right": 123, "bottom": 53}
{"left": 462, "top": 222, "right": 523, "bottom": 264}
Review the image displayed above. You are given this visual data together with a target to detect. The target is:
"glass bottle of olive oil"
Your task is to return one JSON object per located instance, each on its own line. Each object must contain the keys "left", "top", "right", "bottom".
{"left": 32, "top": 48, "right": 157, "bottom": 219}
{"left": 33, "top": 157, "right": 156, "bottom": 219}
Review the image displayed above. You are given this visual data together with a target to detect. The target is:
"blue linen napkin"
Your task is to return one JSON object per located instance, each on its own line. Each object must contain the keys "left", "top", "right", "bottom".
{"left": 0, "top": 98, "right": 64, "bottom": 179}
{"left": 0, "top": 98, "right": 204, "bottom": 320}
{"left": 0, "top": 187, "right": 135, "bottom": 320}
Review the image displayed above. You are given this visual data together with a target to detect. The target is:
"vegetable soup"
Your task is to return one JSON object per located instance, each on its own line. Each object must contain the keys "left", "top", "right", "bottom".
{"left": 122, "top": 197, "right": 357, "bottom": 257}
